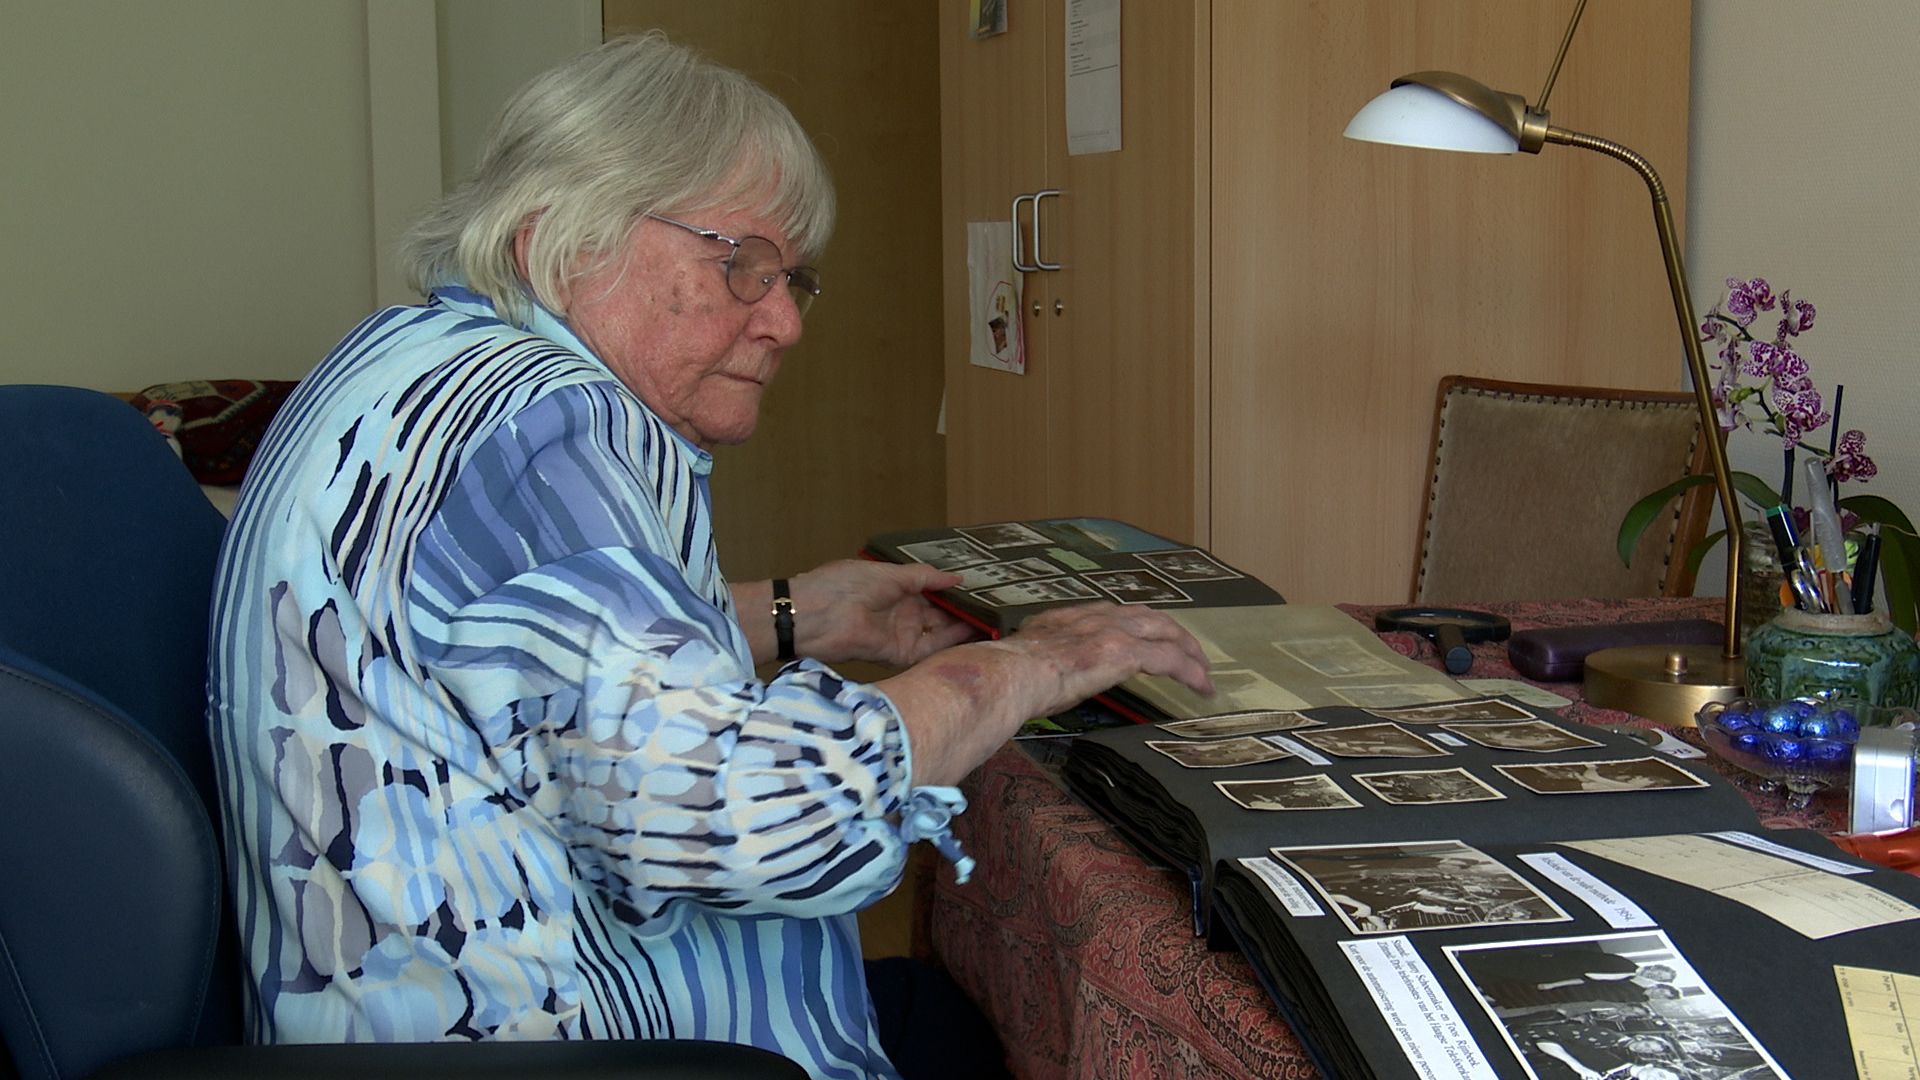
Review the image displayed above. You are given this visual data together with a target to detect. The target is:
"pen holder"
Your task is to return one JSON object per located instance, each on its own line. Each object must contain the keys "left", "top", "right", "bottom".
{"left": 1743, "top": 607, "right": 1920, "bottom": 707}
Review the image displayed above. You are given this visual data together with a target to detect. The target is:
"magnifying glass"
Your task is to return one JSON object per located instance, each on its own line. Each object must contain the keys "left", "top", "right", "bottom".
{"left": 1373, "top": 607, "right": 1512, "bottom": 675}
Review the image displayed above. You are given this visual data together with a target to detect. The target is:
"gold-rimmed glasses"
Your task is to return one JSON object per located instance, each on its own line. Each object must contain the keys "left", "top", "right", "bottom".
{"left": 645, "top": 213, "right": 821, "bottom": 316}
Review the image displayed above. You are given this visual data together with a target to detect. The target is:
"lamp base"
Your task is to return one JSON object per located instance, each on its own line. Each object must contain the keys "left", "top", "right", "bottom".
{"left": 1583, "top": 643, "right": 1745, "bottom": 727}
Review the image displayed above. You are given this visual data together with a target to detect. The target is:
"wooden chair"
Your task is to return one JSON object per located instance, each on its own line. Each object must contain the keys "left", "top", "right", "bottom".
{"left": 1411, "top": 375, "right": 1716, "bottom": 604}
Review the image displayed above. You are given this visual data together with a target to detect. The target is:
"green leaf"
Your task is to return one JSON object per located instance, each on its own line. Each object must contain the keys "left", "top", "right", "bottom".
{"left": 1618, "top": 475, "right": 1713, "bottom": 566}
{"left": 1837, "top": 495, "right": 1920, "bottom": 634}
{"left": 1839, "top": 494, "right": 1920, "bottom": 538}
{"left": 1615, "top": 470, "right": 1779, "bottom": 568}
{"left": 1730, "top": 471, "right": 1783, "bottom": 512}
{"left": 1686, "top": 529, "right": 1727, "bottom": 579}
{"left": 1879, "top": 528, "right": 1917, "bottom": 636}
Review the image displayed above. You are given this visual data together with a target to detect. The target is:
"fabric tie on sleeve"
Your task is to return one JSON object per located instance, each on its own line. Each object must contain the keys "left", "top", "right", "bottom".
{"left": 900, "top": 786, "right": 974, "bottom": 884}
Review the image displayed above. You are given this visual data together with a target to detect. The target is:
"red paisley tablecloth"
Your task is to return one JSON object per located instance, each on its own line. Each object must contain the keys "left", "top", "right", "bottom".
{"left": 927, "top": 597, "right": 1845, "bottom": 1080}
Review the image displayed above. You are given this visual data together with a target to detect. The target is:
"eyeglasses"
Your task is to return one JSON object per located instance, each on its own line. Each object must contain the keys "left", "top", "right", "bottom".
{"left": 644, "top": 213, "right": 821, "bottom": 316}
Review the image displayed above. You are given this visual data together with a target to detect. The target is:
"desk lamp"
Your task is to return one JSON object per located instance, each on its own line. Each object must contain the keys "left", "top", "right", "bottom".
{"left": 1344, "top": 0, "right": 1744, "bottom": 723}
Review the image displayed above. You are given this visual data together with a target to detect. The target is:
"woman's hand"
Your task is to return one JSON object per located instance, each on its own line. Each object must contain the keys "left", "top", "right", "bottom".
{"left": 878, "top": 602, "right": 1215, "bottom": 786}
{"left": 733, "top": 560, "right": 978, "bottom": 668}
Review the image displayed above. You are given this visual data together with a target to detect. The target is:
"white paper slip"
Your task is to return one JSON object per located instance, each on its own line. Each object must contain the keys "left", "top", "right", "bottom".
{"left": 1264, "top": 734, "right": 1331, "bottom": 767}
{"left": 1564, "top": 834, "right": 1920, "bottom": 939}
{"left": 1518, "top": 851, "right": 1656, "bottom": 929}
{"left": 1339, "top": 937, "right": 1499, "bottom": 1080}
{"left": 1238, "top": 856, "right": 1324, "bottom": 917}
{"left": 1457, "top": 678, "right": 1572, "bottom": 709}
{"left": 1064, "top": 0, "right": 1121, "bottom": 154}
{"left": 1836, "top": 964, "right": 1920, "bottom": 1080}
{"left": 1650, "top": 728, "right": 1708, "bottom": 759}
{"left": 1427, "top": 732, "right": 1469, "bottom": 747}
{"left": 1709, "top": 830, "right": 1874, "bottom": 875}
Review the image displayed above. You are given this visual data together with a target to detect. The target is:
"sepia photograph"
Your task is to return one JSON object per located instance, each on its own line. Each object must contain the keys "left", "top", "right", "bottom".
{"left": 1495, "top": 757, "right": 1709, "bottom": 795}
{"left": 1273, "top": 637, "right": 1408, "bottom": 679}
{"left": 898, "top": 536, "right": 996, "bottom": 571}
{"left": 1146, "top": 736, "right": 1293, "bottom": 769}
{"left": 1329, "top": 684, "right": 1466, "bottom": 709}
{"left": 1353, "top": 768, "right": 1507, "bottom": 806}
{"left": 957, "top": 522, "right": 1050, "bottom": 549}
{"left": 970, "top": 576, "right": 1102, "bottom": 607}
{"left": 1273, "top": 840, "right": 1569, "bottom": 935}
{"left": 1136, "top": 548, "right": 1242, "bottom": 582}
{"left": 952, "top": 556, "right": 1061, "bottom": 590}
{"left": 1084, "top": 569, "right": 1192, "bottom": 605}
{"left": 1366, "top": 698, "right": 1536, "bottom": 724}
{"left": 1296, "top": 722, "right": 1449, "bottom": 759}
{"left": 1216, "top": 775, "right": 1361, "bottom": 812}
{"left": 1441, "top": 720, "right": 1605, "bottom": 754}
{"left": 1445, "top": 931, "right": 1788, "bottom": 1080}
{"left": 1159, "top": 709, "right": 1324, "bottom": 739}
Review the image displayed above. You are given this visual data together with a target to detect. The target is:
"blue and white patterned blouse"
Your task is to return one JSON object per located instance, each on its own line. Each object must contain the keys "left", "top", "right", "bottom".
{"left": 209, "top": 286, "right": 926, "bottom": 1078}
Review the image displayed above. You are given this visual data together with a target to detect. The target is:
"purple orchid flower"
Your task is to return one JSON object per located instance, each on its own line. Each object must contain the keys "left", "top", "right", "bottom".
{"left": 1771, "top": 383, "right": 1829, "bottom": 445}
{"left": 1827, "top": 429, "right": 1878, "bottom": 483}
{"left": 1724, "top": 277, "right": 1775, "bottom": 326}
{"left": 1777, "top": 293, "right": 1815, "bottom": 338}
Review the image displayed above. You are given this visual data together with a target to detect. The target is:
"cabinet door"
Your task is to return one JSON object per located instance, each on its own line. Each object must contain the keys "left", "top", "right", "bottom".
{"left": 939, "top": 0, "right": 1054, "bottom": 526}
{"left": 1044, "top": 0, "right": 1202, "bottom": 543}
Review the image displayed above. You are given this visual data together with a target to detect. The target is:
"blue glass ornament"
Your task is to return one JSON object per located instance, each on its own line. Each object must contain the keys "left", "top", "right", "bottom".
{"left": 1760, "top": 705, "right": 1800, "bottom": 734}
{"left": 1787, "top": 700, "right": 1818, "bottom": 719}
{"left": 1761, "top": 735, "right": 1806, "bottom": 763}
{"left": 1796, "top": 712, "right": 1838, "bottom": 739}
{"left": 1718, "top": 709, "right": 1755, "bottom": 733}
{"left": 1831, "top": 709, "right": 1860, "bottom": 738}
{"left": 1807, "top": 739, "right": 1852, "bottom": 767}
{"left": 1730, "top": 731, "right": 1767, "bottom": 757}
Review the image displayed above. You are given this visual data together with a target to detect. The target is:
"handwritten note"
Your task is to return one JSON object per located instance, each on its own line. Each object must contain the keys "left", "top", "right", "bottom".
{"left": 1565, "top": 834, "right": 1920, "bottom": 939}
{"left": 1836, "top": 965, "right": 1920, "bottom": 1080}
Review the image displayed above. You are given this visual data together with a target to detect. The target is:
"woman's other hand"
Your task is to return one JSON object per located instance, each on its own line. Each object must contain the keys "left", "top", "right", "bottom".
{"left": 733, "top": 560, "right": 976, "bottom": 668}
{"left": 879, "top": 602, "right": 1214, "bottom": 786}
{"left": 792, "top": 559, "right": 977, "bottom": 666}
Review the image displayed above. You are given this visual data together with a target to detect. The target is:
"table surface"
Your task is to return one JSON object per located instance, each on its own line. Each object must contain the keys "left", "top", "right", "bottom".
{"left": 925, "top": 597, "right": 1847, "bottom": 1080}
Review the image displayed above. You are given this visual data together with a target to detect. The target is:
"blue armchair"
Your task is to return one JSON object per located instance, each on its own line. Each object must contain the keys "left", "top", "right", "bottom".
{"left": 0, "top": 385, "right": 802, "bottom": 1080}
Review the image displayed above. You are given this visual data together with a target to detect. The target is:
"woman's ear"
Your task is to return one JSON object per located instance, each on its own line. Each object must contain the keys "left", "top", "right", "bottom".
{"left": 513, "top": 210, "right": 562, "bottom": 311}
{"left": 512, "top": 218, "right": 536, "bottom": 287}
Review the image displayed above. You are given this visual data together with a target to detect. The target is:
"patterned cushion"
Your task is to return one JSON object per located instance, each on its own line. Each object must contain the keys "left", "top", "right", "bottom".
{"left": 130, "top": 379, "right": 297, "bottom": 485}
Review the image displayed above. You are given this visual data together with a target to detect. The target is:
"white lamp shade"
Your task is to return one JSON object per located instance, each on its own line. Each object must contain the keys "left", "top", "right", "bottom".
{"left": 1343, "top": 83, "right": 1518, "bottom": 154}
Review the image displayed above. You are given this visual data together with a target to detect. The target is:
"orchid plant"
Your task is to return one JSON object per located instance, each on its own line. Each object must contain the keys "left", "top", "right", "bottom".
{"left": 1618, "top": 278, "right": 1920, "bottom": 632}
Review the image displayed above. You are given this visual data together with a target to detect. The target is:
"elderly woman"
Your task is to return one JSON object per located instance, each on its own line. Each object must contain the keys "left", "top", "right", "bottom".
{"left": 209, "top": 32, "right": 1210, "bottom": 1079}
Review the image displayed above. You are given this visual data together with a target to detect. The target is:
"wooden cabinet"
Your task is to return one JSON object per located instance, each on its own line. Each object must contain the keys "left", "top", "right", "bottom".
{"left": 938, "top": 0, "right": 1206, "bottom": 542}
{"left": 940, "top": 1, "right": 1693, "bottom": 604}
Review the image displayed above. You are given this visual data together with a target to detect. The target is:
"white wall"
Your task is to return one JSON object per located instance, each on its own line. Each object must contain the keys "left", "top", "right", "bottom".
{"left": 0, "top": 1, "right": 596, "bottom": 392}
{"left": 0, "top": 2, "right": 376, "bottom": 388}
{"left": 438, "top": 0, "right": 601, "bottom": 188}
{"left": 1688, "top": 0, "right": 1920, "bottom": 591}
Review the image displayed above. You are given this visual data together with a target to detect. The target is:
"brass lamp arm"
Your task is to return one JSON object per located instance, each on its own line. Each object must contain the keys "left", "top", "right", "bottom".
{"left": 1548, "top": 125, "right": 1744, "bottom": 660}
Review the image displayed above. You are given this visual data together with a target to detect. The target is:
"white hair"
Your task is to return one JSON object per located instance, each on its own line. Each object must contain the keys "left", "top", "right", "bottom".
{"left": 400, "top": 32, "right": 834, "bottom": 326}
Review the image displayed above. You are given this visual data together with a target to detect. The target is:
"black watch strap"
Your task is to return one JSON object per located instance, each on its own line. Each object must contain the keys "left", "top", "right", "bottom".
{"left": 771, "top": 578, "right": 796, "bottom": 662}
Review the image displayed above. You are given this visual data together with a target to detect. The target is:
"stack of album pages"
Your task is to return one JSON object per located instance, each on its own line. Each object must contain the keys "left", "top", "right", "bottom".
{"left": 863, "top": 517, "right": 1283, "bottom": 636}
{"left": 1062, "top": 698, "right": 1763, "bottom": 930}
{"left": 1066, "top": 703, "right": 1920, "bottom": 1079}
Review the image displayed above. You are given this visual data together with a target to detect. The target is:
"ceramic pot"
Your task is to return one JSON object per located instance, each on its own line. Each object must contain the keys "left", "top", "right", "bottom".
{"left": 1744, "top": 607, "right": 1920, "bottom": 707}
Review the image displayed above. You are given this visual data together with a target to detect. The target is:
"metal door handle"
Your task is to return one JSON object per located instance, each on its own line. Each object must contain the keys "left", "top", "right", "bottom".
{"left": 1010, "top": 192, "right": 1038, "bottom": 272}
{"left": 1032, "top": 189, "right": 1061, "bottom": 270}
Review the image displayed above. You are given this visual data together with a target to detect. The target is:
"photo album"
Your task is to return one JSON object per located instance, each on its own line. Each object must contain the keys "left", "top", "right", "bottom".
{"left": 863, "top": 517, "right": 1283, "bottom": 635}
{"left": 1065, "top": 697, "right": 1920, "bottom": 1080}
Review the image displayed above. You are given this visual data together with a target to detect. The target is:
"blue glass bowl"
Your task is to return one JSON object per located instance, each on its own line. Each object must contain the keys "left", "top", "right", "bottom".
{"left": 1697, "top": 695, "right": 1917, "bottom": 806}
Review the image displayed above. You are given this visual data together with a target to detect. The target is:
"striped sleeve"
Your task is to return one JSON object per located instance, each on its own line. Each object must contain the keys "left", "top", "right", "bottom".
{"left": 406, "top": 382, "right": 913, "bottom": 926}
